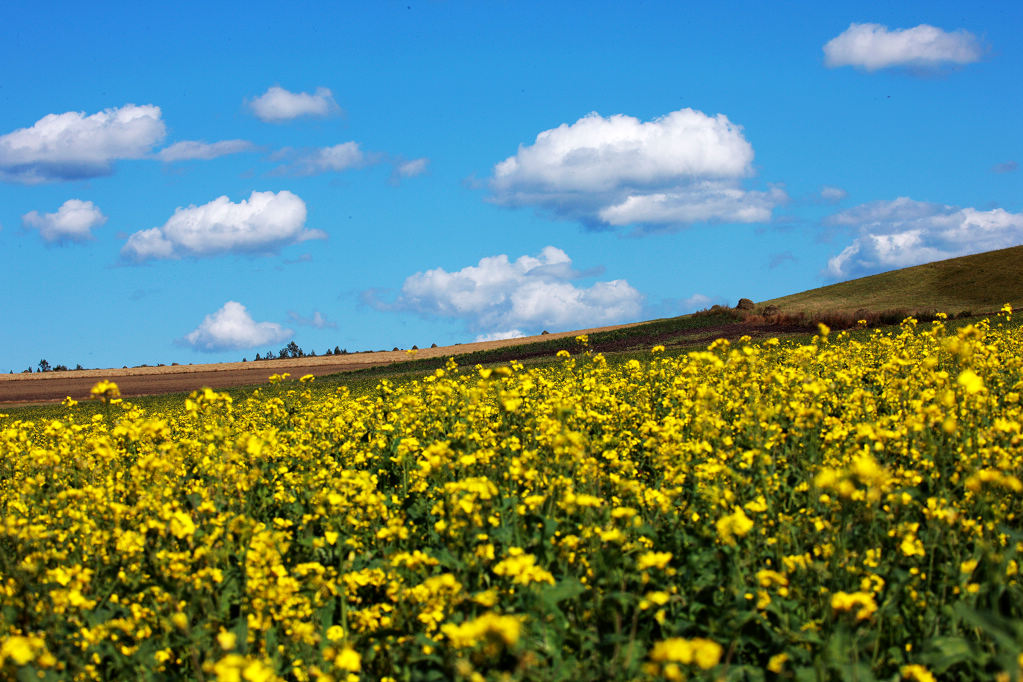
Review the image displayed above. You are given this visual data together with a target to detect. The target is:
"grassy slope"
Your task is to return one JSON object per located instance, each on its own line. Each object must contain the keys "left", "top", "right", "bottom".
{"left": 758, "top": 244, "right": 1023, "bottom": 314}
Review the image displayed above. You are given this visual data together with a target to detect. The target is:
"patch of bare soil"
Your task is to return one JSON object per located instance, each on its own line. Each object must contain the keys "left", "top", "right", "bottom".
{"left": 0, "top": 322, "right": 646, "bottom": 406}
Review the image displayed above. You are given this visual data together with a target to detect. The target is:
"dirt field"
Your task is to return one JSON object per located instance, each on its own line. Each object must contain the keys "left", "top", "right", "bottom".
{"left": 0, "top": 323, "right": 644, "bottom": 406}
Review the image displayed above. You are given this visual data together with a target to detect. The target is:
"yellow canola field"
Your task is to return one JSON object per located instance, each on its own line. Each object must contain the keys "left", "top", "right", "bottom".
{"left": 2, "top": 314, "right": 1023, "bottom": 681}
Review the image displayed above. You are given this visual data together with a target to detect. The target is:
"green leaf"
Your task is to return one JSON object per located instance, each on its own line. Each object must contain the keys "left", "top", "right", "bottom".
{"left": 540, "top": 577, "right": 587, "bottom": 607}
{"left": 918, "top": 636, "right": 973, "bottom": 674}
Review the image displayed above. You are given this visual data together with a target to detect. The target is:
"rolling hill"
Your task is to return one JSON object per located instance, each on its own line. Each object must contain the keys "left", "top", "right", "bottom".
{"left": 758, "top": 245, "right": 1023, "bottom": 315}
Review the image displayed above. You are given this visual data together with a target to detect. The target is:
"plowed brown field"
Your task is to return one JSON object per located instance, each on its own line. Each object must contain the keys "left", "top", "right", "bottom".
{"left": 0, "top": 323, "right": 643, "bottom": 406}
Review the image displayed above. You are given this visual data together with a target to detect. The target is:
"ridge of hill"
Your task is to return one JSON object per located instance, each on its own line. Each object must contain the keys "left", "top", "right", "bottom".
{"left": 758, "top": 245, "right": 1023, "bottom": 314}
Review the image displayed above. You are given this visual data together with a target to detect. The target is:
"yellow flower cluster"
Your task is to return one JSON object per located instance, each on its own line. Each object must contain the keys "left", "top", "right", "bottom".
{"left": 2, "top": 314, "right": 1022, "bottom": 679}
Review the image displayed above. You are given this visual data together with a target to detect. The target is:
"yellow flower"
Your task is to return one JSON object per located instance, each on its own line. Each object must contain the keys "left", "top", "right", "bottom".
{"left": 89, "top": 379, "right": 120, "bottom": 400}
{"left": 217, "top": 631, "right": 238, "bottom": 651}
{"left": 900, "top": 535, "right": 925, "bottom": 558}
{"left": 715, "top": 507, "right": 754, "bottom": 545}
{"left": 441, "top": 613, "right": 522, "bottom": 650}
{"left": 830, "top": 591, "right": 877, "bottom": 621}
{"left": 767, "top": 652, "right": 789, "bottom": 673}
{"left": 168, "top": 511, "right": 197, "bottom": 539}
{"left": 957, "top": 369, "right": 984, "bottom": 394}
{"left": 637, "top": 551, "right": 673, "bottom": 571}
{"left": 493, "top": 548, "right": 555, "bottom": 585}
{"left": 1, "top": 636, "right": 38, "bottom": 666}
{"left": 242, "top": 660, "right": 274, "bottom": 682}
{"left": 900, "top": 664, "right": 936, "bottom": 682}
{"left": 334, "top": 647, "right": 361, "bottom": 672}
{"left": 649, "top": 637, "right": 722, "bottom": 670}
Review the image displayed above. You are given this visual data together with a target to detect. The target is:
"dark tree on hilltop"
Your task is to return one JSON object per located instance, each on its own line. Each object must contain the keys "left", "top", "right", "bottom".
{"left": 279, "top": 341, "right": 304, "bottom": 359}
{"left": 38, "top": 359, "right": 50, "bottom": 372}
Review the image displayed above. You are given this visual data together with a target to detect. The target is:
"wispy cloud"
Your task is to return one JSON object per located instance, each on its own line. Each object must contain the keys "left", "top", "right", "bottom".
{"left": 287, "top": 310, "right": 337, "bottom": 329}
{"left": 819, "top": 186, "right": 848, "bottom": 203}
{"left": 768, "top": 251, "right": 797, "bottom": 269}
{"left": 273, "top": 142, "right": 371, "bottom": 176}
{"left": 396, "top": 158, "right": 429, "bottom": 178}
{"left": 992, "top": 161, "right": 1018, "bottom": 174}
{"left": 157, "top": 139, "right": 256, "bottom": 162}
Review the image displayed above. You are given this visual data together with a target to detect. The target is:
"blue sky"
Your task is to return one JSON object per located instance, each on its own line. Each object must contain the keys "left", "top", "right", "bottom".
{"left": 1, "top": 1, "right": 1021, "bottom": 372}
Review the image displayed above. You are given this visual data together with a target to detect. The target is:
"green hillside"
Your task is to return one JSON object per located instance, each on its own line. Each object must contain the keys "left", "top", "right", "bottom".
{"left": 759, "top": 245, "right": 1023, "bottom": 314}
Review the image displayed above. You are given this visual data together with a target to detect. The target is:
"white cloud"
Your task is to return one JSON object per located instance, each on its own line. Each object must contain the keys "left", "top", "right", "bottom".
{"left": 22, "top": 199, "right": 107, "bottom": 243}
{"left": 247, "top": 86, "right": 338, "bottom": 123}
{"left": 825, "top": 197, "right": 1023, "bottom": 278}
{"left": 122, "top": 190, "right": 324, "bottom": 262}
{"left": 157, "top": 139, "right": 255, "bottom": 162}
{"left": 823, "top": 23, "right": 982, "bottom": 71}
{"left": 475, "top": 330, "right": 525, "bottom": 342}
{"left": 598, "top": 184, "right": 785, "bottom": 226}
{"left": 278, "top": 142, "right": 367, "bottom": 175}
{"left": 287, "top": 310, "right": 337, "bottom": 329}
{"left": 396, "top": 158, "right": 429, "bottom": 178}
{"left": 680, "top": 293, "right": 713, "bottom": 311}
{"left": 183, "top": 301, "right": 292, "bottom": 352}
{"left": 0, "top": 104, "right": 165, "bottom": 183}
{"left": 820, "top": 186, "right": 848, "bottom": 202}
{"left": 489, "top": 108, "right": 781, "bottom": 231}
{"left": 380, "top": 246, "right": 643, "bottom": 336}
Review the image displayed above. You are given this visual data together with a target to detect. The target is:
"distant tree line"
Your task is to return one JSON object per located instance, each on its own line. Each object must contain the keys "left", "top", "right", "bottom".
{"left": 17, "top": 359, "right": 86, "bottom": 373}
{"left": 249, "top": 343, "right": 349, "bottom": 362}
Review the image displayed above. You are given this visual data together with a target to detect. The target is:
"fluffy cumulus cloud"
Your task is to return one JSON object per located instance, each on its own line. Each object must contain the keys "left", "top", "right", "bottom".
{"left": 22, "top": 199, "right": 107, "bottom": 243}
{"left": 183, "top": 301, "right": 292, "bottom": 352}
{"left": 379, "top": 246, "right": 643, "bottom": 339}
{"left": 122, "top": 190, "right": 323, "bottom": 262}
{"left": 0, "top": 104, "right": 165, "bottom": 183}
{"left": 489, "top": 108, "right": 782, "bottom": 231}
{"left": 247, "top": 86, "right": 339, "bottom": 123}
{"left": 825, "top": 197, "right": 1023, "bottom": 279}
{"left": 157, "top": 139, "right": 256, "bottom": 162}
{"left": 823, "top": 23, "right": 983, "bottom": 71}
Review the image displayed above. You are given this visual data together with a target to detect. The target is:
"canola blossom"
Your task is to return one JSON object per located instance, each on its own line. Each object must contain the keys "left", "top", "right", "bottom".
{"left": 2, "top": 315, "right": 1023, "bottom": 680}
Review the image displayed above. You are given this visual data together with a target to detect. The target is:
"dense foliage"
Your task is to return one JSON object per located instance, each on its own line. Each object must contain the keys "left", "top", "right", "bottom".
{"left": 2, "top": 312, "right": 1022, "bottom": 681}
